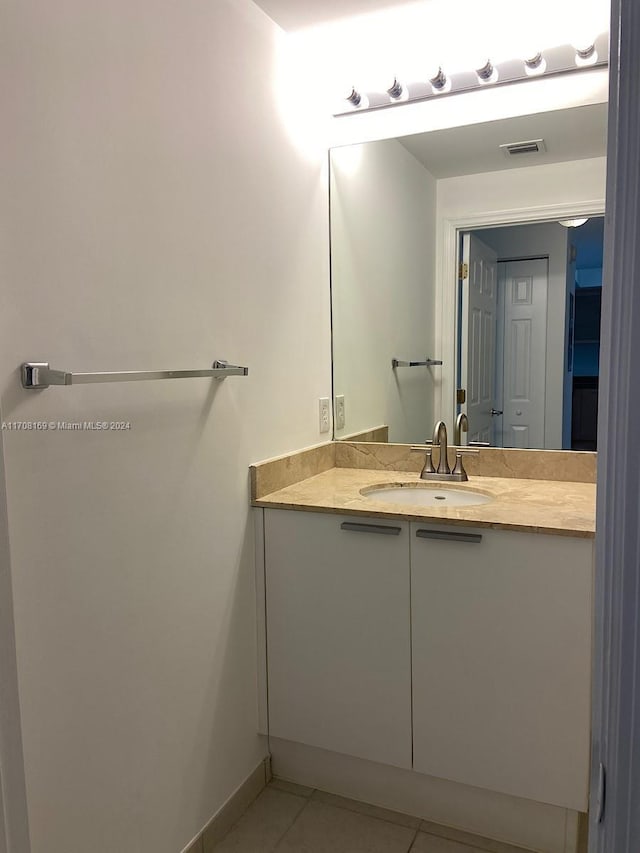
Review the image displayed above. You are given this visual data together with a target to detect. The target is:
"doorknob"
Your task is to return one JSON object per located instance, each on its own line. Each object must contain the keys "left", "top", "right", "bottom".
{"left": 490, "top": 408, "right": 503, "bottom": 416}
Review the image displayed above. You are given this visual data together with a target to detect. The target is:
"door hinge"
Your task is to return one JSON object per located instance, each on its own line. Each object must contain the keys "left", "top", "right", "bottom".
{"left": 456, "top": 388, "right": 466, "bottom": 404}
{"left": 459, "top": 262, "right": 468, "bottom": 279}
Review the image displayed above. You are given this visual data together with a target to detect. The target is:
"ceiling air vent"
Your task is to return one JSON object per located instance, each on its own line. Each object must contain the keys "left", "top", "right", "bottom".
{"left": 500, "top": 138, "right": 547, "bottom": 157}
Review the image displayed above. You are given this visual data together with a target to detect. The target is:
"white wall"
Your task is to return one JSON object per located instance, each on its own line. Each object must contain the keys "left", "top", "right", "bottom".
{"left": 0, "top": 434, "right": 30, "bottom": 853}
{"left": 0, "top": 2, "right": 330, "bottom": 852}
{"left": 480, "top": 223, "right": 571, "bottom": 449}
{"left": 437, "top": 158, "right": 607, "bottom": 221}
{"left": 331, "top": 140, "right": 437, "bottom": 443}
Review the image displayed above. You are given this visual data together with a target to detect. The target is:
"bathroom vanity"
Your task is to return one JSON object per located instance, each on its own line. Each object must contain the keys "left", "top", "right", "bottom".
{"left": 251, "top": 443, "right": 596, "bottom": 853}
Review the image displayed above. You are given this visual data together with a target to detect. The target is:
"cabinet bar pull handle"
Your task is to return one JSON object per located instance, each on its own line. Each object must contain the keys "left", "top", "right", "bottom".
{"left": 416, "top": 529, "right": 482, "bottom": 544}
{"left": 340, "top": 522, "right": 402, "bottom": 536}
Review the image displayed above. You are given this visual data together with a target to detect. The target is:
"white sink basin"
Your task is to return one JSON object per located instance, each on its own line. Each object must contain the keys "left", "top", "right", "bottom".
{"left": 362, "top": 484, "right": 493, "bottom": 507}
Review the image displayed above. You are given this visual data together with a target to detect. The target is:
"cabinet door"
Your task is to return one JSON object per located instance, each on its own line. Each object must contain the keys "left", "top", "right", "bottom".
{"left": 410, "top": 524, "right": 592, "bottom": 811}
{"left": 265, "top": 509, "right": 412, "bottom": 769}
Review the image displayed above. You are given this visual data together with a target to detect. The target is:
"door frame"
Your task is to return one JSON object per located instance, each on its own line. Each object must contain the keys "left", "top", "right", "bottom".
{"left": 590, "top": 0, "right": 640, "bottom": 848}
{"left": 435, "top": 200, "right": 606, "bottom": 430}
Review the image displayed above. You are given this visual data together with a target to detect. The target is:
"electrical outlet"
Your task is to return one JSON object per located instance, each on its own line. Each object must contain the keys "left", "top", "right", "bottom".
{"left": 319, "top": 397, "right": 330, "bottom": 433}
{"left": 335, "top": 395, "right": 345, "bottom": 430}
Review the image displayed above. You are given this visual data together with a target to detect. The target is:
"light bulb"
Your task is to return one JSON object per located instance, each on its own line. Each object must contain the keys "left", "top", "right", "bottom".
{"left": 387, "top": 77, "right": 404, "bottom": 99}
{"left": 345, "top": 87, "right": 362, "bottom": 107}
{"left": 429, "top": 67, "right": 450, "bottom": 94}
{"left": 524, "top": 52, "right": 547, "bottom": 76}
{"left": 339, "top": 85, "right": 369, "bottom": 112}
{"left": 574, "top": 43, "right": 598, "bottom": 67}
{"left": 476, "top": 59, "right": 498, "bottom": 84}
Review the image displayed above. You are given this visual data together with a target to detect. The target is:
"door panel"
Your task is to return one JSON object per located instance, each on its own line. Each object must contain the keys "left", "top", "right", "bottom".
{"left": 461, "top": 234, "right": 498, "bottom": 444}
{"left": 510, "top": 318, "right": 532, "bottom": 399}
{"left": 411, "top": 523, "right": 593, "bottom": 811}
{"left": 499, "top": 259, "right": 548, "bottom": 448}
{"left": 264, "top": 509, "right": 412, "bottom": 769}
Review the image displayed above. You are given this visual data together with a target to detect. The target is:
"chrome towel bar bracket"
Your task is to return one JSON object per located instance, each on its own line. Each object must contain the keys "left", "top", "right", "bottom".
{"left": 392, "top": 357, "right": 443, "bottom": 368}
{"left": 21, "top": 359, "right": 248, "bottom": 390}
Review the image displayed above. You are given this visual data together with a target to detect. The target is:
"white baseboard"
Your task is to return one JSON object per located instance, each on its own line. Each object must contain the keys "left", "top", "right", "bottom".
{"left": 180, "top": 757, "right": 269, "bottom": 853}
{"left": 270, "top": 737, "right": 581, "bottom": 853}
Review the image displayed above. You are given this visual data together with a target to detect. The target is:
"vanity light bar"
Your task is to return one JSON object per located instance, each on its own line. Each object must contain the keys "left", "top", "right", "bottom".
{"left": 335, "top": 34, "right": 608, "bottom": 116}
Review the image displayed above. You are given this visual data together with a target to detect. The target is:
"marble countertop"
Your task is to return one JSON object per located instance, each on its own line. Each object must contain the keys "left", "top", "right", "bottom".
{"left": 252, "top": 467, "right": 596, "bottom": 538}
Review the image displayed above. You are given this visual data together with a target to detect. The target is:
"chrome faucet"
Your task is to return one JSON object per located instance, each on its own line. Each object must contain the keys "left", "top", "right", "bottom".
{"left": 432, "top": 420, "right": 450, "bottom": 475}
{"left": 410, "top": 419, "right": 479, "bottom": 482}
{"left": 455, "top": 412, "right": 469, "bottom": 446}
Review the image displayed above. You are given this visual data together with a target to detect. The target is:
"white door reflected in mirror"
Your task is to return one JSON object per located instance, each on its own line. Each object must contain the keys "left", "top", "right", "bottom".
{"left": 460, "top": 233, "right": 498, "bottom": 446}
{"left": 498, "top": 257, "right": 548, "bottom": 448}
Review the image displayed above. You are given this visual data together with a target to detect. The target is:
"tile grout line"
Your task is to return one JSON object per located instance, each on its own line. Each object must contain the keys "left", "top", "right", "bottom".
{"left": 309, "top": 789, "right": 421, "bottom": 833}
{"left": 407, "top": 827, "right": 420, "bottom": 852}
{"left": 270, "top": 784, "right": 534, "bottom": 853}
{"left": 270, "top": 793, "right": 314, "bottom": 852}
{"left": 418, "top": 830, "right": 508, "bottom": 853}
{"left": 275, "top": 794, "right": 424, "bottom": 853}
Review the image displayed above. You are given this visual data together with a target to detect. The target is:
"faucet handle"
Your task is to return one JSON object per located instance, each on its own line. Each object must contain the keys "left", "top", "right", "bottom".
{"left": 410, "top": 446, "right": 436, "bottom": 476}
{"left": 451, "top": 452, "right": 468, "bottom": 481}
{"left": 423, "top": 448, "right": 436, "bottom": 475}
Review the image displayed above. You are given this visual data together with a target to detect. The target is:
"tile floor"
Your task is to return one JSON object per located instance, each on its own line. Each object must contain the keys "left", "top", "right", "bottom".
{"left": 208, "top": 778, "right": 534, "bottom": 853}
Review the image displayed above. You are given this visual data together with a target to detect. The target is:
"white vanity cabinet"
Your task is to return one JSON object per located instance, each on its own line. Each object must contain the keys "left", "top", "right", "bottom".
{"left": 261, "top": 508, "right": 593, "bottom": 813}
{"left": 263, "top": 509, "right": 413, "bottom": 769}
{"left": 410, "top": 523, "right": 593, "bottom": 811}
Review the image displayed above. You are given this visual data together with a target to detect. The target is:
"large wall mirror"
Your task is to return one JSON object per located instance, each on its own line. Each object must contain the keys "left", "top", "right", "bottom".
{"left": 330, "top": 102, "right": 607, "bottom": 450}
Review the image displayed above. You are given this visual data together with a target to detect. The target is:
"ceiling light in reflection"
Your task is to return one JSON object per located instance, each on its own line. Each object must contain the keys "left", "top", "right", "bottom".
{"left": 558, "top": 218, "right": 589, "bottom": 227}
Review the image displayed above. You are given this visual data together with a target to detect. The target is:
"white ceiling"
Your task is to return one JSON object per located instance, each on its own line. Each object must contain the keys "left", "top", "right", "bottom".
{"left": 253, "top": 0, "right": 418, "bottom": 31}
{"left": 398, "top": 103, "right": 608, "bottom": 178}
